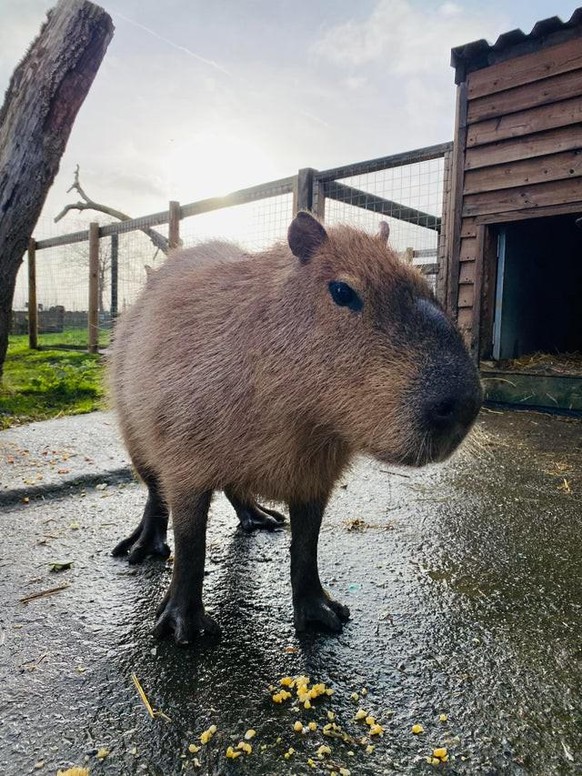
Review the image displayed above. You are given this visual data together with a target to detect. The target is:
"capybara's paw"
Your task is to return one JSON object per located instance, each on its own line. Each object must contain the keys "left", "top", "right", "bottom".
{"left": 153, "top": 596, "right": 221, "bottom": 645}
{"left": 111, "top": 528, "right": 170, "bottom": 564}
{"left": 237, "top": 502, "right": 286, "bottom": 532}
{"left": 293, "top": 592, "right": 350, "bottom": 633}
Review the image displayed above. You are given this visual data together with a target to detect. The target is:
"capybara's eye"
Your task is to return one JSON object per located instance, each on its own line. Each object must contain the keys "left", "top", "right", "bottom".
{"left": 328, "top": 281, "right": 363, "bottom": 312}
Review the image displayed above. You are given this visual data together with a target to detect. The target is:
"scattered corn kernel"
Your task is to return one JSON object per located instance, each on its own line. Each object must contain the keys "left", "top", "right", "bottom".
{"left": 236, "top": 741, "right": 252, "bottom": 754}
{"left": 369, "top": 724, "right": 384, "bottom": 736}
{"left": 226, "top": 747, "right": 241, "bottom": 759}
{"left": 438, "top": 714, "right": 448, "bottom": 723}
{"left": 294, "top": 721, "right": 303, "bottom": 733}
{"left": 339, "top": 769, "right": 351, "bottom": 776}
{"left": 365, "top": 716, "right": 376, "bottom": 726}
{"left": 327, "top": 711, "right": 335, "bottom": 721}
{"left": 307, "top": 758, "right": 316, "bottom": 768}
{"left": 350, "top": 692, "right": 359, "bottom": 702}
{"left": 411, "top": 724, "right": 424, "bottom": 734}
{"left": 326, "top": 688, "right": 335, "bottom": 696}
{"left": 96, "top": 748, "right": 109, "bottom": 760}
{"left": 57, "top": 770, "right": 89, "bottom": 776}
{"left": 200, "top": 725, "right": 217, "bottom": 744}
{"left": 316, "top": 745, "right": 332, "bottom": 758}
{"left": 433, "top": 748, "right": 448, "bottom": 760}
{"left": 304, "top": 699, "right": 312, "bottom": 710}
{"left": 280, "top": 676, "right": 295, "bottom": 687}
{"left": 308, "top": 721, "right": 318, "bottom": 731}
{"left": 244, "top": 729, "right": 256, "bottom": 740}
{"left": 354, "top": 709, "right": 367, "bottom": 721}
{"left": 360, "top": 688, "right": 368, "bottom": 696}
{"left": 188, "top": 744, "right": 200, "bottom": 753}
{"left": 284, "top": 747, "right": 295, "bottom": 760}
{"left": 365, "top": 744, "right": 375, "bottom": 754}
{"left": 427, "top": 756, "right": 441, "bottom": 766}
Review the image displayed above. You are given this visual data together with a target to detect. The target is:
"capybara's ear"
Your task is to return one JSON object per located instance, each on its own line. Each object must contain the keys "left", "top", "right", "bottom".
{"left": 288, "top": 211, "right": 328, "bottom": 264}
{"left": 378, "top": 221, "right": 390, "bottom": 244}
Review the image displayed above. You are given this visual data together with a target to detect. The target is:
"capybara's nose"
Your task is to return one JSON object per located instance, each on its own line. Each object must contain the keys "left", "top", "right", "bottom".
{"left": 425, "top": 392, "right": 481, "bottom": 435}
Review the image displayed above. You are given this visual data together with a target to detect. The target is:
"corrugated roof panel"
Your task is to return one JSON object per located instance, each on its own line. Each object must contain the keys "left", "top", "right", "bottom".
{"left": 451, "top": 7, "right": 582, "bottom": 83}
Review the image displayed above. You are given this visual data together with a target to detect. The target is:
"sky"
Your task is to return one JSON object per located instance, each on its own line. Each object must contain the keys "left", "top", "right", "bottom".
{"left": 1, "top": 0, "right": 581, "bottom": 237}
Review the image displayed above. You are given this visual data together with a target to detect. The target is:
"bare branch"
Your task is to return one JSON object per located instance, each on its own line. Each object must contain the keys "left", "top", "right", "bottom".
{"left": 56, "top": 166, "right": 170, "bottom": 254}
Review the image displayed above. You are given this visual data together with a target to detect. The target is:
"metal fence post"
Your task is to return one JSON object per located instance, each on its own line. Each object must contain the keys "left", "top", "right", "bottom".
{"left": 88, "top": 222, "right": 100, "bottom": 354}
{"left": 169, "top": 200, "right": 181, "bottom": 250}
{"left": 28, "top": 238, "right": 38, "bottom": 349}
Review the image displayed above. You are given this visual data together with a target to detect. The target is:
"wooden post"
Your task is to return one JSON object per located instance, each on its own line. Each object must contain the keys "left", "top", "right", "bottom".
{"left": 312, "top": 177, "right": 326, "bottom": 221}
{"left": 294, "top": 168, "right": 315, "bottom": 214}
{"left": 168, "top": 200, "right": 181, "bottom": 250}
{"left": 436, "top": 148, "right": 453, "bottom": 306}
{"left": 88, "top": 222, "right": 99, "bottom": 353}
{"left": 28, "top": 238, "right": 38, "bottom": 349}
{"left": 447, "top": 83, "right": 469, "bottom": 319}
{"left": 110, "top": 233, "right": 118, "bottom": 319}
{"left": 403, "top": 247, "right": 414, "bottom": 264}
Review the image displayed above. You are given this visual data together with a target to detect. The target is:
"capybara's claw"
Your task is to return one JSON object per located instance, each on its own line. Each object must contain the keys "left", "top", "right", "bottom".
{"left": 127, "top": 540, "right": 170, "bottom": 565}
{"left": 237, "top": 502, "right": 287, "bottom": 532}
{"left": 111, "top": 521, "right": 170, "bottom": 564}
{"left": 154, "top": 597, "right": 221, "bottom": 645}
{"left": 294, "top": 593, "right": 350, "bottom": 633}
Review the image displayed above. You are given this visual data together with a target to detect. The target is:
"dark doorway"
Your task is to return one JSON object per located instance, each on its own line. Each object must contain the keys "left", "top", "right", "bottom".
{"left": 492, "top": 214, "right": 582, "bottom": 362}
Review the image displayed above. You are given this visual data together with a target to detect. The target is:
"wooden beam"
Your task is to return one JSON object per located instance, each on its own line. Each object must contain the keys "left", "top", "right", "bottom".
{"left": 315, "top": 142, "right": 453, "bottom": 183}
{"left": 467, "top": 37, "right": 582, "bottom": 101}
{"left": 463, "top": 177, "right": 582, "bottom": 218}
{"left": 464, "top": 149, "right": 582, "bottom": 195}
{"left": 324, "top": 181, "right": 441, "bottom": 230}
{"left": 465, "top": 124, "right": 582, "bottom": 171}
{"left": 467, "top": 67, "right": 582, "bottom": 123}
{"left": 474, "top": 201, "right": 582, "bottom": 224}
{"left": 467, "top": 96, "right": 582, "bottom": 148}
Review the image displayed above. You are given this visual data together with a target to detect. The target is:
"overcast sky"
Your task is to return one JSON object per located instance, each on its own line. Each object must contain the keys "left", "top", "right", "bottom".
{"left": 1, "top": 0, "right": 580, "bottom": 234}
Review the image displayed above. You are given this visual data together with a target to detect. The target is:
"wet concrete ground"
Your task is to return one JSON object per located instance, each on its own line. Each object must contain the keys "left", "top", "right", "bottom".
{"left": 0, "top": 408, "right": 581, "bottom": 775}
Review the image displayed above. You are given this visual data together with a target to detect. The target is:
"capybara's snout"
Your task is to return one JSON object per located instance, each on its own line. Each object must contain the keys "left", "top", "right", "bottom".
{"left": 403, "top": 341, "right": 483, "bottom": 466}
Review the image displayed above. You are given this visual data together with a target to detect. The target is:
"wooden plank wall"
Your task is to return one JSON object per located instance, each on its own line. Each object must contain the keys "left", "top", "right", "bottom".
{"left": 452, "top": 36, "right": 582, "bottom": 349}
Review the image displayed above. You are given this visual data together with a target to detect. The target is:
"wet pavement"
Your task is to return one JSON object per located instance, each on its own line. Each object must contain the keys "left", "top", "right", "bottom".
{"left": 0, "top": 408, "right": 581, "bottom": 775}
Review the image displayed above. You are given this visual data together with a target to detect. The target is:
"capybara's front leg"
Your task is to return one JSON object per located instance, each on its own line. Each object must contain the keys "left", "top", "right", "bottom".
{"left": 225, "top": 487, "right": 286, "bottom": 531}
{"left": 153, "top": 490, "right": 220, "bottom": 645}
{"left": 289, "top": 499, "right": 350, "bottom": 633}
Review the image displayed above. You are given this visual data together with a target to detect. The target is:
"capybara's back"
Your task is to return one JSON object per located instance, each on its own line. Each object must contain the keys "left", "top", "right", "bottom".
{"left": 111, "top": 212, "right": 482, "bottom": 644}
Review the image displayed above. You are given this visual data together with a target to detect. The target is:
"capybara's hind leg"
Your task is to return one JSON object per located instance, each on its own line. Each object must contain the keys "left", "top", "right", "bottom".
{"left": 154, "top": 489, "right": 220, "bottom": 644}
{"left": 290, "top": 498, "right": 350, "bottom": 633}
{"left": 225, "top": 487, "right": 286, "bottom": 531}
{"left": 112, "top": 474, "right": 170, "bottom": 564}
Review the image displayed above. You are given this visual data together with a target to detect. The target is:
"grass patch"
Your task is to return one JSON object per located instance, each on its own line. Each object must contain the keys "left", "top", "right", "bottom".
{"left": 0, "top": 330, "right": 107, "bottom": 429}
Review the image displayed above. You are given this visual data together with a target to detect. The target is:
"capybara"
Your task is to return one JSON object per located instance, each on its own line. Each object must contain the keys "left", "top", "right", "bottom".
{"left": 110, "top": 212, "right": 482, "bottom": 644}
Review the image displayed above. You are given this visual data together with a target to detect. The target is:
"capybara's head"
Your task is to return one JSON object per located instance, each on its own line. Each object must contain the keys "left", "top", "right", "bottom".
{"left": 286, "top": 212, "right": 483, "bottom": 467}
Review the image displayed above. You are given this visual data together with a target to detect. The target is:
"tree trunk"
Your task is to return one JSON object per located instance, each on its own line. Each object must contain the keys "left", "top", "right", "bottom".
{"left": 0, "top": 0, "right": 114, "bottom": 380}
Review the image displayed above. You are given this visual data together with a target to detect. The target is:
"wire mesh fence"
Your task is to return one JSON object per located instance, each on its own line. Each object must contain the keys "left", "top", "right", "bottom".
{"left": 12, "top": 144, "right": 452, "bottom": 351}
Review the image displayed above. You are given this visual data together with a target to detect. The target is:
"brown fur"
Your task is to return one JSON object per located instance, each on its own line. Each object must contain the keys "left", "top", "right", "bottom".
{"left": 111, "top": 225, "right": 432, "bottom": 505}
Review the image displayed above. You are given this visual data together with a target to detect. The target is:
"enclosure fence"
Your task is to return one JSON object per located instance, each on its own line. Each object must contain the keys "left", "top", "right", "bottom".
{"left": 13, "top": 142, "right": 453, "bottom": 351}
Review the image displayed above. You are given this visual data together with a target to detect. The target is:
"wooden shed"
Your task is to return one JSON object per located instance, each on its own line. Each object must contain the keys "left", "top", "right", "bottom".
{"left": 444, "top": 9, "right": 582, "bottom": 410}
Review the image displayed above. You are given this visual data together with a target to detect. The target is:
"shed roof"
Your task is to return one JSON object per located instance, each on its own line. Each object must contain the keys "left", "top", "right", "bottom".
{"left": 451, "top": 7, "right": 582, "bottom": 84}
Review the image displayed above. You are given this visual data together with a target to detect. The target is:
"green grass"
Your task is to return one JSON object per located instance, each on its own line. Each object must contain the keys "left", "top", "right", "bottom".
{"left": 0, "top": 330, "right": 108, "bottom": 429}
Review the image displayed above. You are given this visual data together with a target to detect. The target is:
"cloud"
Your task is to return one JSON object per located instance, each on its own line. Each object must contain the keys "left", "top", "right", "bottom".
{"left": 313, "top": 0, "right": 507, "bottom": 75}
